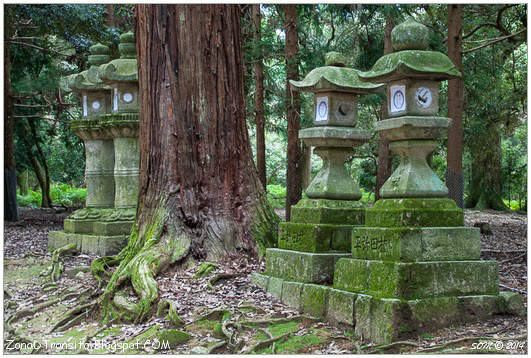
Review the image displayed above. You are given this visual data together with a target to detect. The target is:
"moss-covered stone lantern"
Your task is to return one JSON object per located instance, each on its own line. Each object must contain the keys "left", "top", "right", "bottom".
{"left": 290, "top": 51, "right": 383, "bottom": 200}
{"left": 99, "top": 31, "right": 139, "bottom": 213}
{"left": 359, "top": 18, "right": 461, "bottom": 198}
{"left": 322, "top": 18, "right": 523, "bottom": 344}
{"left": 251, "top": 53, "right": 385, "bottom": 310}
{"left": 48, "top": 34, "right": 140, "bottom": 256}
{"left": 68, "top": 43, "right": 115, "bottom": 210}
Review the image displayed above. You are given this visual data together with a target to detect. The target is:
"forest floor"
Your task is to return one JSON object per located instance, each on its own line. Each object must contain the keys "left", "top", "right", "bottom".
{"left": 3, "top": 207, "right": 528, "bottom": 354}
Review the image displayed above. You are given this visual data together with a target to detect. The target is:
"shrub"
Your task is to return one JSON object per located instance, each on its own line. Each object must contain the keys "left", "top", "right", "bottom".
{"left": 17, "top": 183, "right": 86, "bottom": 208}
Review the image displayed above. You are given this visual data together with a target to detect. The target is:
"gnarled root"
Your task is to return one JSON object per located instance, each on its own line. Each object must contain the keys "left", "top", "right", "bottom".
{"left": 98, "top": 205, "right": 191, "bottom": 324}
{"left": 40, "top": 243, "right": 78, "bottom": 283}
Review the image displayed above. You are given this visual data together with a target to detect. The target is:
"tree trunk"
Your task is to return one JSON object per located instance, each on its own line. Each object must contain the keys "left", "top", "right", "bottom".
{"left": 104, "top": 5, "right": 116, "bottom": 27}
{"left": 465, "top": 122, "right": 508, "bottom": 210}
{"left": 17, "top": 169, "right": 29, "bottom": 195}
{"left": 28, "top": 119, "right": 52, "bottom": 207}
{"left": 284, "top": 4, "right": 302, "bottom": 221}
{"left": 375, "top": 15, "right": 394, "bottom": 201}
{"left": 253, "top": 5, "right": 267, "bottom": 189}
{"left": 4, "top": 11, "right": 19, "bottom": 222}
{"left": 447, "top": 4, "right": 464, "bottom": 208}
{"left": 95, "top": 4, "right": 278, "bottom": 324}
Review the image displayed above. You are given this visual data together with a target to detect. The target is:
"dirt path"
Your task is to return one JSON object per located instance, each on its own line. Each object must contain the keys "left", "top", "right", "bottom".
{"left": 3, "top": 208, "right": 528, "bottom": 354}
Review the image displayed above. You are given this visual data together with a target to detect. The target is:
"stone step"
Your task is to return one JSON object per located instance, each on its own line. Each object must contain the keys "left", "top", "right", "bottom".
{"left": 250, "top": 273, "right": 521, "bottom": 344}
{"left": 352, "top": 227, "right": 480, "bottom": 262}
{"left": 278, "top": 222, "right": 353, "bottom": 252}
{"left": 290, "top": 198, "right": 365, "bottom": 225}
{"left": 265, "top": 248, "right": 350, "bottom": 284}
{"left": 48, "top": 230, "right": 128, "bottom": 256}
{"left": 333, "top": 258, "right": 499, "bottom": 299}
{"left": 365, "top": 198, "right": 464, "bottom": 227}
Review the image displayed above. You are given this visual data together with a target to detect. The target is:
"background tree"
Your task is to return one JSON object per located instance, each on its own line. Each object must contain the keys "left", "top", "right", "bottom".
{"left": 446, "top": 4, "right": 464, "bottom": 208}
{"left": 253, "top": 5, "right": 267, "bottom": 188}
{"left": 95, "top": 4, "right": 278, "bottom": 323}
{"left": 284, "top": 4, "right": 302, "bottom": 220}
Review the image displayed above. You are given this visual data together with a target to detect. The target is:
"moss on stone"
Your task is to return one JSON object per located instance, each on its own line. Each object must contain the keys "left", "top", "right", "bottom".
{"left": 366, "top": 198, "right": 464, "bottom": 227}
{"left": 301, "top": 284, "right": 330, "bottom": 318}
{"left": 158, "top": 329, "right": 192, "bottom": 348}
{"left": 266, "top": 248, "right": 350, "bottom": 284}
{"left": 281, "top": 281, "right": 303, "bottom": 311}
{"left": 334, "top": 259, "right": 499, "bottom": 299}
{"left": 333, "top": 258, "right": 369, "bottom": 293}
{"left": 359, "top": 49, "right": 461, "bottom": 83}
{"left": 267, "top": 277, "right": 284, "bottom": 299}
{"left": 290, "top": 66, "right": 382, "bottom": 93}
{"left": 327, "top": 289, "right": 357, "bottom": 325}
{"left": 291, "top": 198, "right": 365, "bottom": 225}
{"left": 278, "top": 222, "right": 353, "bottom": 252}
{"left": 498, "top": 291, "right": 526, "bottom": 316}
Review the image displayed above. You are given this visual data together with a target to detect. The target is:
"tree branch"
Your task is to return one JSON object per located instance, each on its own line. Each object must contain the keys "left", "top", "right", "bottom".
{"left": 462, "top": 28, "right": 526, "bottom": 54}
{"left": 7, "top": 41, "right": 68, "bottom": 56}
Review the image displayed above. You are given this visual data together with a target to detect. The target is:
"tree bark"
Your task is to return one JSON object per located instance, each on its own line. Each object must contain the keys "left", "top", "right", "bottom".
{"left": 284, "top": 4, "right": 302, "bottom": 221}
{"left": 96, "top": 4, "right": 278, "bottom": 324}
{"left": 447, "top": 4, "right": 464, "bottom": 208}
{"left": 28, "top": 119, "right": 52, "bottom": 207}
{"left": 375, "top": 15, "right": 394, "bottom": 201}
{"left": 253, "top": 5, "right": 266, "bottom": 188}
{"left": 4, "top": 9, "right": 19, "bottom": 222}
{"left": 104, "top": 5, "right": 116, "bottom": 27}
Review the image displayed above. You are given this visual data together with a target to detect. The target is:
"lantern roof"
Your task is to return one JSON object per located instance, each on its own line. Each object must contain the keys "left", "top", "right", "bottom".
{"left": 69, "top": 43, "right": 111, "bottom": 92}
{"left": 290, "top": 52, "right": 383, "bottom": 94}
{"left": 99, "top": 31, "right": 138, "bottom": 83}
{"left": 359, "top": 18, "right": 461, "bottom": 83}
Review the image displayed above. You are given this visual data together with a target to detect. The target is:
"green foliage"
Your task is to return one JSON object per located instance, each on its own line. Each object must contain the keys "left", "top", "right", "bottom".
{"left": 266, "top": 184, "right": 287, "bottom": 209}
{"left": 17, "top": 183, "right": 86, "bottom": 208}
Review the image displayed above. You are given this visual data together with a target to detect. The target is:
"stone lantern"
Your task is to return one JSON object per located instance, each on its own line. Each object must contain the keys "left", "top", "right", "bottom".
{"left": 98, "top": 31, "right": 140, "bottom": 215}
{"left": 68, "top": 43, "right": 115, "bottom": 211}
{"left": 326, "top": 19, "right": 523, "bottom": 343}
{"left": 252, "top": 53, "right": 383, "bottom": 310}
{"left": 48, "top": 34, "right": 140, "bottom": 256}
{"left": 291, "top": 52, "right": 383, "bottom": 202}
{"left": 360, "top": 18, "right": 461, "bottom": 198}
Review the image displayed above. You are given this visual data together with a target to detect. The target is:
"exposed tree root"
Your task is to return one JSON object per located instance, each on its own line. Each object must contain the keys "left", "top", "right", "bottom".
{"left": 207, "top": 340, "right": 227, "bottom": 354}
{"left": 208, "top": 272, "right": 239, "bottom": 289}
{"left": 48, "top": 300, "right": 96, "bottom": 333}
{"left": 156, "top": 299, "right": 183, "bottom": 326}
{"left": 39, "top": 243, "right": 78, "bottom": 283}
{"left": 240, "top": 332, "right": 290, "bottom": 354}
{"left": 194, "top": 262, "right": 218, "bottom": 279}
{"left": 6, "top": 297, "right": 62, "bottom": 326}
{"left": 364, "top": 340, "right": 420, "bottom": 353}
{"left": 238, "top": 315, "right": 319, "bottom": 327}
{"left": 97, "top": 205, "right": 191, "bottom": 324}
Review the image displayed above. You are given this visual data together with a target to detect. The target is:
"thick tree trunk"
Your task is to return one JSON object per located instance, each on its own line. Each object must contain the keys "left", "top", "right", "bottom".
{"left": 253, "top": 5, "right": 266, "bottom": 189}
{"left": 95, "top": 4, "right": 278, "bottom": 323}
{"left": 447, "top": 4, "right": 464, "bottom": 208}
{"left": 375, "top": 15, "right": 394, "bottom": 200}
{"left": 465, "top": 123, "right": 508, "bottom": 210}
{"left": 4, "top": 14, "right": 19, "bottom": 222}
{"left": 284, "top": 4, "right": 302, "bottom": 220}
